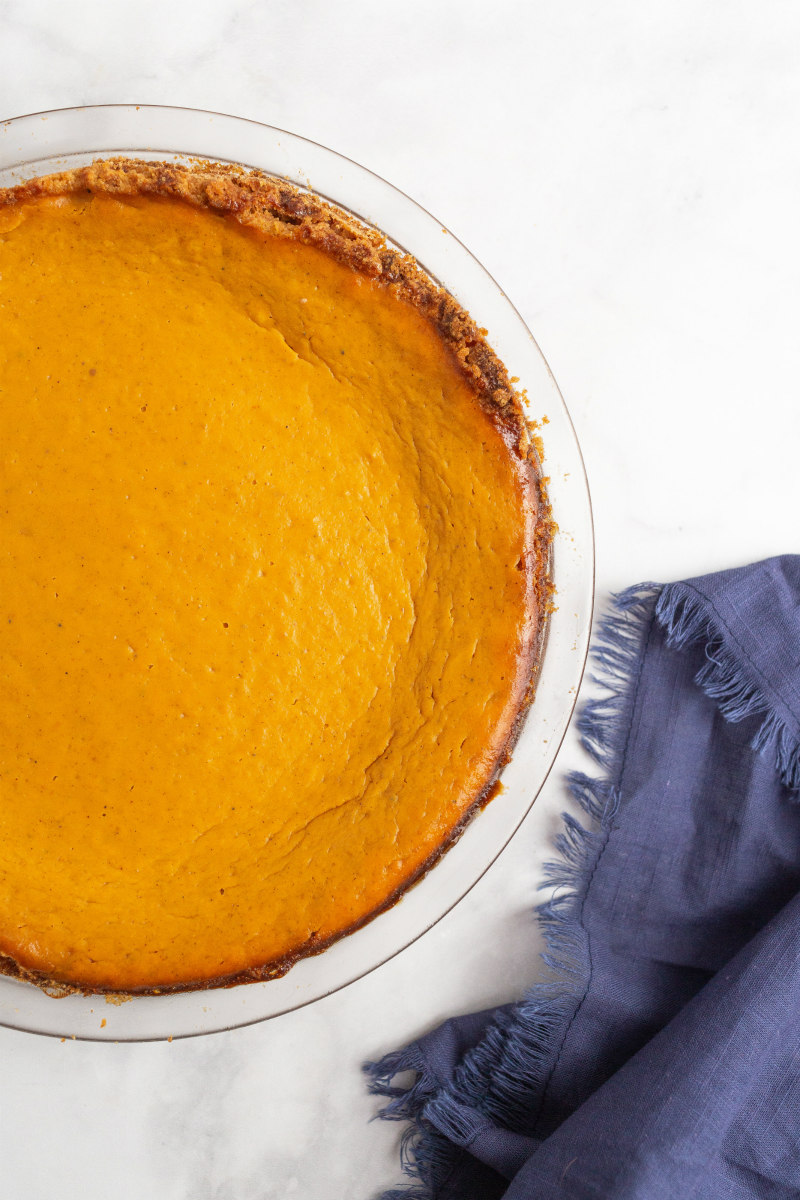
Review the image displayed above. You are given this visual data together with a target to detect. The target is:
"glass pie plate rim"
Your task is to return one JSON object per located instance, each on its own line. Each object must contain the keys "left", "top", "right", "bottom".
{"left": 0, "top": 103, "right": 595, "bottom": 1041}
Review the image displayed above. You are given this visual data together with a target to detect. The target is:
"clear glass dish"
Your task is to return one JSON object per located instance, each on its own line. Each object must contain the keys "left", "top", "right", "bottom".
{"left": 0, "top": 104, "right": 594, "bottom": 1041}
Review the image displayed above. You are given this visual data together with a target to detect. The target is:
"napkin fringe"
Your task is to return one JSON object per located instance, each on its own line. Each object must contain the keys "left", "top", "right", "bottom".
{"left": 364, "top": 585, "right": 658, "bottom": 1199}
{"left": 656, "top": 582, "right": 800, "bottom": 790}
{"left": 578, "top": 583, "right": 662, "bottom": 771}
{"left": 365, "top": 1042, "right": 435, "bottom": 1122}
{"left": 365, "top": 1033, "right": 462, "bottom": 1197}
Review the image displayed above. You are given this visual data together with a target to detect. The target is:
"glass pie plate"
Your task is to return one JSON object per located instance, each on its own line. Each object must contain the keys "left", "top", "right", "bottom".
{"left": 0, "top": 104, "right": 594, "bottom": 1041}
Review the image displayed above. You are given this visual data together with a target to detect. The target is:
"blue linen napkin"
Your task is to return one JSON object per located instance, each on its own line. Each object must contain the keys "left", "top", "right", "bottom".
{"left": 367, "top": 556, "right": 800, "bottom": 1199}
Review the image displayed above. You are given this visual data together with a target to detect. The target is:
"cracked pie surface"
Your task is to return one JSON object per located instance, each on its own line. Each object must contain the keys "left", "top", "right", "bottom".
{"left": 0, "top": 160, "right": 548, "bottom": 993}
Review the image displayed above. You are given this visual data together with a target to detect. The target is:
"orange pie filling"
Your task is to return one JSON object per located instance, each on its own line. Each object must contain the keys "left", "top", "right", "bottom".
{"left": 0, "top": 166, "right": 543, "bottom": 992}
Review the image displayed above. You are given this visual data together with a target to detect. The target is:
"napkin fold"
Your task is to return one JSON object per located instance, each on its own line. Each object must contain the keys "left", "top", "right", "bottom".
{"left": 366, "top": 556, "right": 800, "bottom": 1199}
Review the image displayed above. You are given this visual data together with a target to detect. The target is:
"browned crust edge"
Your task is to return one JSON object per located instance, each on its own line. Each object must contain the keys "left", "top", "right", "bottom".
{"left": 0, "top": 158, "right": 555, "bottom": 999}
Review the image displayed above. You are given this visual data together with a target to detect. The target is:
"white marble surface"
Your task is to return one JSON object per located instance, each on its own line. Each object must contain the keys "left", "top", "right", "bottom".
{"left": 1, "top": 2, "right": 800, "bottom": 1196}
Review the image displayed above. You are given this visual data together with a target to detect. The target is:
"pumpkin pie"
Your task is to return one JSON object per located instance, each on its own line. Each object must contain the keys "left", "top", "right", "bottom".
{"left": 0, "top": 159, "right": 550, "bottom": 994}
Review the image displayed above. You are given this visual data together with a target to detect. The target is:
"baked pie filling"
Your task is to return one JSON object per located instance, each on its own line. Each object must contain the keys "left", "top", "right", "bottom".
{"left": 0, "top": 161, "right": 548, "bottom": 993}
